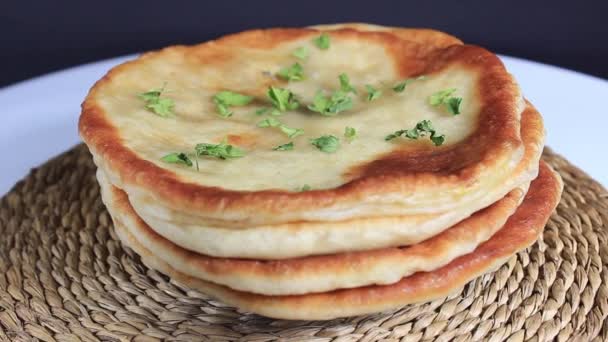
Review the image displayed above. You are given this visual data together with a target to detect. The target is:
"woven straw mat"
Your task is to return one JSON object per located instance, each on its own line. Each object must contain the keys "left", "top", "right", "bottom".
{"left": 0, "top": 145, "right": 607, "bottom": 342}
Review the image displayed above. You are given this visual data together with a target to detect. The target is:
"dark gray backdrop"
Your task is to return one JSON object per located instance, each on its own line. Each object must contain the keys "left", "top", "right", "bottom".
{"left": 2, "top": 0, "right": 606, "bottom": 88}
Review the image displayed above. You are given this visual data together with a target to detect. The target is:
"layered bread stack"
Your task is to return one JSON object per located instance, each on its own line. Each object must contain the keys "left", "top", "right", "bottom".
{"left": 79, "top": 23, "right": 563, "bottom": 320}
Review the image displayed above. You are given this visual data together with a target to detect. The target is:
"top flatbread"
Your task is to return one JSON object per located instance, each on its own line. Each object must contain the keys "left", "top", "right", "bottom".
{"left": 80, "top": 26, "right": 526, "bottom": 225}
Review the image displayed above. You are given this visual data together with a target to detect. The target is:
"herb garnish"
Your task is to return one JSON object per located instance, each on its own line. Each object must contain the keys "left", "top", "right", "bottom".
{"left": 308, "top": 90, "right": 353, "bottom": 116}
{"left": 213, "top": 91, "right": 254, "bottom": 118}
{"left": 255, "top": 108, "right": 270, "bottom": 116}
{"left": 344, "top": 126, "right": 357, "bottom": 141}
{"left": 268, "top": 86, "right": 299, "bottom": 114}
{"left": 277, "top": 62, "right": 304, "bottom": 81}
{"left": 257, "top": 117, "right": 304, "bottom": 138}
{"left": 161, "top": 139, "right": 244, "bottom": 170}
{"left": 313, "top": 33, "right": 330, "bottom": 50}
{"left": 310, "top": 135, "right": 340, "bottom": 153}
{"left": 300, "top": 184, "right": 312, "bottom": 191}
{"left": 139, "top": 85, "right": 174, "bottom": 117}
{"left": 392, "top": 75, "right": 426, "bottom": 93}
{"left": 429, "top": 88, "right": 462, "bottom": 115}
{"left": 273, "top": 142, "right": 294, "bottom": 151}
{"left": 195, "top": 141, "right": 245, "bottom": 159}
{"left": 365, "top": 85, "right": 382, "bottom": 101}
{"left": 161, "top": 153, "right": 192, "bottom": 166}
{"left": 339, "top": 73, "right": 357, "bottom": 94}
{"left": 292, "top": 47, "right": 309, "bottom": 60}
{"left": 385, "top": 120, "right": 445, "bottom": 146}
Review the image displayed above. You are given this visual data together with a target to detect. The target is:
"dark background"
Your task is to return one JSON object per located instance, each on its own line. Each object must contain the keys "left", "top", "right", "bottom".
{"left": 2, "top": 1, "right": 607, "bottom": 88}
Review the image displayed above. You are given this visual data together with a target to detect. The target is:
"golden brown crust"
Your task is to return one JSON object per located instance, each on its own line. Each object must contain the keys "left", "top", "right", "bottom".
{"left": 107, "top": 175, "right": 524, "bottom": 293}
{"left": 309, "top": 23, "right": 463, "bottom": 48}
{"left": 80, "top": 26, "right": 523, "bottom": 216}
{"left": 114, "top": 161, "right": 563, "bottom": 319}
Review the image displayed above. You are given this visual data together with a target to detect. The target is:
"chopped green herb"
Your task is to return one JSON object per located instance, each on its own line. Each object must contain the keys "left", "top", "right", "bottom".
{"left": 139, "top": 85, "right": 174, "bottom": 117}
{"left": 300, "top": 184, "right": 312, "bottom": 191}
{"left": 310, "top": 135, "right": 340, "bottom": 153}
{"left": 139, "top": 89, "right": 163, "bottom": 102}
{"left": 292, "top": 46, "right": 309, "bottom": 60}
{"left": 257, "top": 117, "right": 282, "bottom": 128}
{"left": 273, "top": 142, "right": 294, "bottom": 151}
{"left": 268, "top": 86, "right": 299, "bottom": 113}
{"left": 279, "top": 125, "right": 304, "bottom": 138}
{"left": 446, "top": 97, "right": 462, "bottom": 115}
{"left": 429, "top": 88, "right": 462, "bottom": 115}
{"left": 213, "top": 91, "right": 254, "bottom": 118}
{"left": 385, "top": 120, "right": 445, "bottom": 146}
{"left": 308, "top": 74, "right": 358, "bottom": 116}
{"left": 428, "top": 88, "right": 456, "bottom": 106}
{"left": 344, "top": 126, "right": 357, "bottom": 140}
{"left": 277, "top": 62, "right": 304, "bottom": 81}
{"left": 313, "top": 33, "right": 330, "bottom": 50}
{"left": 258, "top": 117, "right": 304, "bottom": 138}
{"left": 392, "top": 75, "right": 426, "bottom": 93}
{"left": 161, "top": 152, "right": 192, "bottom": 167}
{"left": 365, "top": 85, "right": 382, "bottom": 101}
{"left": 339, "top": 73, "right": 357, "bottom": 94}
{"left": 308, "top": 90, "right": 353, "bottom": 116}
{"left": 195, "top": 141, "right": 245, "bottom": 159}
{"left": 214, "top": 91, "right": 253, "bottom": 106}
{"left": 255, "top": 108, "right": 270, "bottom": 116}
{"left": 215, "top": 102, "right": 232, "bottom": 117}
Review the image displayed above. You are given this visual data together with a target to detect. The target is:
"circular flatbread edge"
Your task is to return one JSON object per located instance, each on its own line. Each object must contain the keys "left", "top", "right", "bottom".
{"left": 112, "top": 161, "right": 562, "bottom": 320}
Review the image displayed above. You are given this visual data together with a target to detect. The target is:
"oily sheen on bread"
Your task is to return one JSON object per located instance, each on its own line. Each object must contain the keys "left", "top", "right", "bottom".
{"left": 112, "top": 162, "right": 562, "bottom": 320}
{"left": 108, "top": 104, "right": 543, "bottom": 259}
{"left": 80, "top": 26, "right": 527, "bottom": 226}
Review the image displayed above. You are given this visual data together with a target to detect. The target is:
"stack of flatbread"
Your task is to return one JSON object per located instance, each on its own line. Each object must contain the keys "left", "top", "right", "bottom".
{"left": 79, "top": 23, "right": 563, "bottom": 320}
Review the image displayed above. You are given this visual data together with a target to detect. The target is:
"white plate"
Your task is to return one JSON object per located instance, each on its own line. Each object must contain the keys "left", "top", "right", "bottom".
{"left": 1, "top": 54, "right": 607, "bottom": 195}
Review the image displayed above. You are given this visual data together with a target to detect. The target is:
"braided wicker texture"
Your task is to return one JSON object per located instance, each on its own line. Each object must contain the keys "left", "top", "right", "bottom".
{"left": 0, "top": 145, "right": 606, "bottom": 341}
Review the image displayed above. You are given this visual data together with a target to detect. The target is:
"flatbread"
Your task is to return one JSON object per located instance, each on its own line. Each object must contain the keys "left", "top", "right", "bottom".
{"left": 112, "top": 161, "right": 562, "bottom": 320}
{"left": 99, "top": 170, "right": 527, "bottom": 295}
{"left": 104, "top": 104, "right": 543, "bottom": 259}
{"left": 81, "top": 25, "right": 527, "bottom": 227}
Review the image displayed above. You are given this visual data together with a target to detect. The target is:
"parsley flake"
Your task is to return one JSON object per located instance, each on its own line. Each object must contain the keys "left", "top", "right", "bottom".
{"left": 257, "top": 117, "right": 282, "bottom": 128}
{"left": 139, "top": 86, "right": 174, "bottom": 117}
{"left": 385, "top": 120, "right": 445, "bottom": 146}
{"left": 344, "top": 126, "right": 357, "bottom": 141}
{"left": 308, "top": 90, "right": 352, "bottom": 116}
{"left": 255, "top": 108, "right": 270, "bottom": 116}
{"left": 446, "top": 97, "right": 462, "bottom": 115}
{"left": 161, "top": 152, "right": 193, "bottom": 167}
{"left": 392, "top": 75, "right": 426, "bottom": 93}
{"left": 213, "top": 91, "right": 254, "bottom": 118}
{"left": 300, "top": 184, "right": 312, "bottom": 191}
{"left": 339, "top": 73, "right": 357, "bottom": 94}
{"left": 308, "top": 74, "right": 357, "bottom": 116}
{"left": 280, "top": 125, "right": 304, "bottom": 138}
{"left": 257, "top": 117, "right": 304, "bottom": 138}
{"left": 313, "top": 33, "right": 330, "bottom": 50}
{"left": 365, "top": 85, "right": 382, "bottom": 101}
{"left": 273, "top": 142, "right": 294, "bottom": 151}
{"left": 268, "top": 86, "right": 299, "bottom": 113}
{"left": 292, "top": 47, "right": 309, "bottom": 60}
{"left": 429, "top": 88, "right": 462, "bottom": 115}
{"left": 195, "top": 141, "right": 245, "bottom": 159}
{"left": 277, "top": 62, "right": 304, "bottom": 81}
{"left": 310, "top": 135, "right": 340, "bottom": 153}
